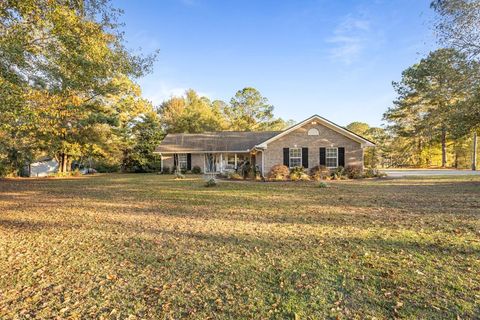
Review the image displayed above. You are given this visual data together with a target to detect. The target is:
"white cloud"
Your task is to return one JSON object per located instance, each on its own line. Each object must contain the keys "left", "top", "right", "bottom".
{"left": 327, "top": 15, "right": 371, "bottom": 64}
{"left": 139, "top": 79, "right": 211, "bottom": 106}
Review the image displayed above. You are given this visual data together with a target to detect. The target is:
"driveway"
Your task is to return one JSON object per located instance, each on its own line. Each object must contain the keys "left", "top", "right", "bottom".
{"left": 383, "top": 169, "right": 480, "bottom": 177}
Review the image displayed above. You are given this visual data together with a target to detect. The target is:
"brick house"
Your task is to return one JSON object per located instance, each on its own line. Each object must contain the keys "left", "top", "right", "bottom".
{"left": 154, "top": 115, "right": 375, "bottom": 175}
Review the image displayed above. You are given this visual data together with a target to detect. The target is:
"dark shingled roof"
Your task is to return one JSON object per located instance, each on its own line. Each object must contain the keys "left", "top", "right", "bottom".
{"left": 155, "top": 131, "right": 281, "bottom": 153}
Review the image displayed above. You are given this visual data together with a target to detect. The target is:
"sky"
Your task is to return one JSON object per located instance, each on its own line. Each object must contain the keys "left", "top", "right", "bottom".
{"left": 114, "top": 0, "right": 437, "bottom": 127}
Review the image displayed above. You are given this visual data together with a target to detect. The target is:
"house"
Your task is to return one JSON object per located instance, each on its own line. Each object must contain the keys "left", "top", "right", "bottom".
{"left": 154, "top": 115, "right": 375, "bottom": 175}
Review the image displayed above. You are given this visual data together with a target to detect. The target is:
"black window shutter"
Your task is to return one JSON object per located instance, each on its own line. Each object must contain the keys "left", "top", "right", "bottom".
{"left": 319, "top": 148, "right": 326, "bottom": 166}
{"left": 187, "top": 153, "right": 192, "bottom": 170}
{"left": 302, "top": 148, "right": 308, "bottom": 168}
{"left": 283, "top": 148, "right": 289, "bottom": 167}
{"left": 174, "top": 154, "right": 178, "bottom": 167}
{"left": 338, "top": 147, "right": 345, "bottom": 167}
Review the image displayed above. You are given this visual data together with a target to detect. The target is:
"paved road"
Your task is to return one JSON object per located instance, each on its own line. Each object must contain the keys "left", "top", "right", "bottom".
{"left": 383, "top": 169, "right": 480, "bottom": 177}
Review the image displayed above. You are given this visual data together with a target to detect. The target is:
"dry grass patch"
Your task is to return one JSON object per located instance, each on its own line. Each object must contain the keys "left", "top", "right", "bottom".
{"left": 0, "top": 174, "right": 479, "bottom": 318}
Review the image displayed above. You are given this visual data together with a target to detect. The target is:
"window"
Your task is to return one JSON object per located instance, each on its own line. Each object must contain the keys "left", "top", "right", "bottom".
{"left": 178, "top": 153, "right": 188, "bottom": 170}
{"left": 225, "top": 154, "right": 236, "bottom": 170}
{"left": 289, "top": 148, "right": 302, "bottom": 168}
{"left": 326, "top": 148, "right": 338, "bottom": 168}
{"left": 308, "top": 128, "right": 319, "bottom": 136}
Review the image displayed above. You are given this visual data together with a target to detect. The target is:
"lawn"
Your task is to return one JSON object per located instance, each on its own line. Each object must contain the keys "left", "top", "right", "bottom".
{"left": 0, "top": 174, "right": 479, "bottom": 319}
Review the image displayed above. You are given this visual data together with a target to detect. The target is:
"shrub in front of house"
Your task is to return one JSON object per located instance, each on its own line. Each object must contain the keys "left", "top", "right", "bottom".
{"left": 228, "top": 172, "right": 243, "bottom": 180}
{"left": 345, "top": 165, "right": 363, "bottom": 179}
{"left": 267, "top": 164, "right": 290, "bottom": 181}
{"left": 191, "top": 166, "right": 202, "bottom": 174}
{"left": 331, "top": 166, "right": 346, "bottom": 180}
{"left": 289, "top": 166, "right": 310, "bottom": 181}
{"left": 309, "top": 165, "right": 329, "bottom": 181}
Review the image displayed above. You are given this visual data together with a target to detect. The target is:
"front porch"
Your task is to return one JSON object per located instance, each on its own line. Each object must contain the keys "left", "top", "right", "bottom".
{"left": 203, "top": 152, "right": 253, "bottom": 173}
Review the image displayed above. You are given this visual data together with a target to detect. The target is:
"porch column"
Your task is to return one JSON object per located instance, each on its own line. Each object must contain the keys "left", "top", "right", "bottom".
{"left": 220, "top": 153, "right": 223, "bottom": 173}
{"left": 261, "top": 150, "right": 265, "bottom": 176}
{"left": 203, "top": 154, "right": 206, "bottom": 173}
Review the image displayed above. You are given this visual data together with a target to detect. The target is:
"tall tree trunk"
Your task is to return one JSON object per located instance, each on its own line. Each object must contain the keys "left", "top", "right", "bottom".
{"left": 441, "top": 127, "right": 447, "bottom": 168}
{"left": 60, "top": 153, "right": 67, "bottom": 173}
{"left": 454, "top": 150, "right": 458, "bottom": 168}
{"left": 473, "top": 131, "right": 477, "bottom": 171}
{"left": 417, "top": 138, "right": 422, "bottom": 167}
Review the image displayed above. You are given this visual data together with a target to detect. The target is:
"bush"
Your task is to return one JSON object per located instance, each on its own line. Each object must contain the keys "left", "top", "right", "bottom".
{"left": 94, "top": 161, "right": 120, "bottom": 173}
{"left": 191, "top": 165, "right": 201, "bottom": 174}
{"left": 228, "top": 172, "right": 243, "bottom": 180}
{"left": 267, "top": 164, "right": 290, "bottom": 181}
{"left": 345, "top": 166, "right": 363, "bottom": 179}
{"left": 289, "top": 166, "right": 310, "bottom": 181}
{"left": 309, "top": 165, "right": 329, "bottom": 181}
{"left": 204, "top": 178, "right": 217, "bottom": 187}
{"left": 162, "top": 166, "right": 171, "bottom": 174}
{"left": 331, "top": 166, "right": 345, "bottom": 180}
{"left": 318, "top": 181, "right": 329, "bottom": 188}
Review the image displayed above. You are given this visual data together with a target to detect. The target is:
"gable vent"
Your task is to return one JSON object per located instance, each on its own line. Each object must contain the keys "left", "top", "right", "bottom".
{"left": 307, "top": 128, "right": 319, "bottom": 136}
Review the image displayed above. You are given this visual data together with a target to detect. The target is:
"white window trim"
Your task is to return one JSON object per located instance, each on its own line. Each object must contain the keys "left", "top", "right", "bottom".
{"left": 289, "top": 147, "right": 302, "bottom": 168}
{"left": 325, "top": 147, "right": 338, "bottom": 169}
{"left": 178, "top": 153, "right": 188, "bottom": 170}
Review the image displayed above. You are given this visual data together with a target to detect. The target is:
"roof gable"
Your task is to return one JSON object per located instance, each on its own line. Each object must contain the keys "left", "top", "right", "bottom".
{"left": 255, "top": 115, "right": 375, "bottom": 148}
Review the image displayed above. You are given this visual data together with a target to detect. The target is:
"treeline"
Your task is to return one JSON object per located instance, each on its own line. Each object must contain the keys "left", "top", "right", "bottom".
{"left": 380, "top": 0, "right": 480, "bottom": 169}
{"left": 345, "top": 1, "right": 480, "bottom": 169}
{"left": 0, "top": 0, "right": 156, "bottom": 176}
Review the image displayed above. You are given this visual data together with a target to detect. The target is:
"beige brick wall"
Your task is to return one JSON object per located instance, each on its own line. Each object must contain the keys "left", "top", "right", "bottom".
{"left": 263, "top": 122, "right": 363, "bottom": 174}
{"left": 191, "top": 154, "right": 204, "bottom": 171}
{"left": 255, "top": 151, "right": 262, "bottom": 172}
{"left": 162, "top": 155, "right": 174, "bottom": 170}
{"left": 162, "top": 154, "right": 204, "bottom": 172}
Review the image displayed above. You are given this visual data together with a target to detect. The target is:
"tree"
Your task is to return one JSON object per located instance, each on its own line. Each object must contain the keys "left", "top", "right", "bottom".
{"left": 121, "top": 111, "right": 164, "bottom": 172}
{"left": 224, "top": 87, "right": 284, "bottom": 131}
{"left": 346, "top": 122, "right": 389, "bottom": 168}
{"left": 432, "top": 0, "right": 480, "bottom": 170}
{"left": 385, "top": 48, "right": 474, "bottom": 167}
{"left": 432, "top": 0, "right": 480, "bottom": 59}
{"left": 158, "top": 89, "right": 227, "bottom": 133}
{"left": 0, "top": 0, "right": 156, "bottom": 175}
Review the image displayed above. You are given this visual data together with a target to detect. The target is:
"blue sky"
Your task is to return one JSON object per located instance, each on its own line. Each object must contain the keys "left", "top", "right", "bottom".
{"left": 114, "top": 0, "right": 437, "bottom": 127}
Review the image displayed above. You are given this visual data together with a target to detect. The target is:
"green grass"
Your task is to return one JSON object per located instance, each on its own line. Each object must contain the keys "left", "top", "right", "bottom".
{"left": 0, "top": 174, "right": 479, "bottom": 319}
